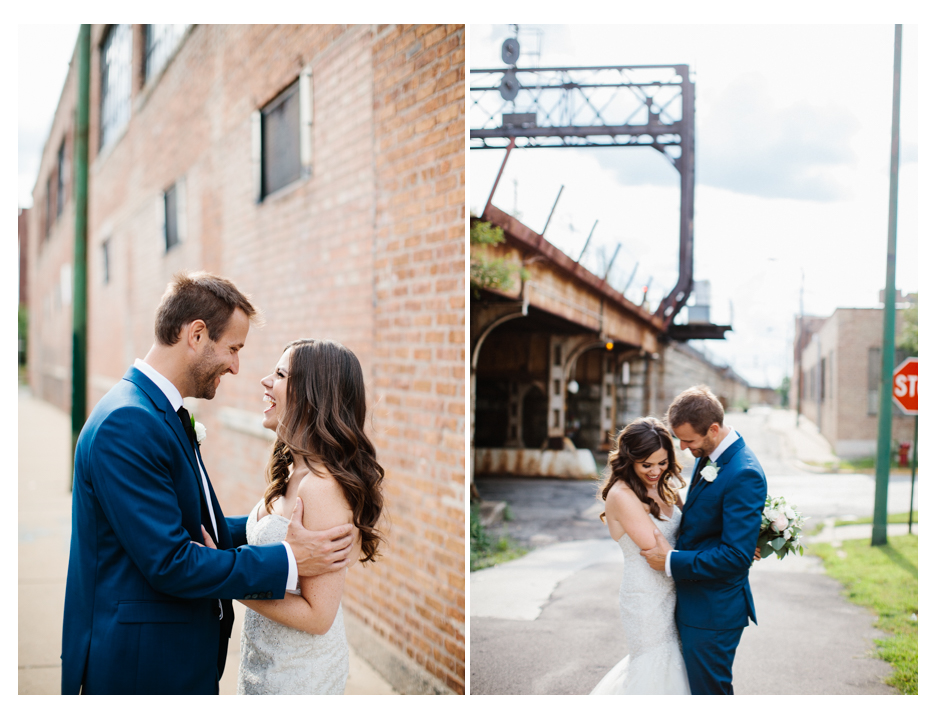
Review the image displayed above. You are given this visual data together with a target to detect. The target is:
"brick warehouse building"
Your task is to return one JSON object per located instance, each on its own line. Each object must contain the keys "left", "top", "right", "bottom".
{"left": 24, "top": 24, "right": 465, "bottom": 694}
{"left": 795, "top": 307, "right": 914, "bottom": 460}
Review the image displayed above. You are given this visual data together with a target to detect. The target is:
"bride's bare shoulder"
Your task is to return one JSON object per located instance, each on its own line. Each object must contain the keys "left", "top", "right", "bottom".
{"left": 295, "top": 464, "right": 353, "bottom": 530}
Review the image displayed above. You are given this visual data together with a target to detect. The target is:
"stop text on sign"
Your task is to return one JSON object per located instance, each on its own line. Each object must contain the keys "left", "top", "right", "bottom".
{"left": 892, "top": 357, "right": 918, "bottom": 415}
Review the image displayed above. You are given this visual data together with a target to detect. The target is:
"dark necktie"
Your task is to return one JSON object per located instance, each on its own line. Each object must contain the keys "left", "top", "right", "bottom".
{"left": 177, "top": 407, "right": 229, "bottom": 626}
{"left": 177, "top": 407, "right": 197, "bottom": 449}
{"left": 177, "top": 407, "right": 216, "bottom": 544}
{"left": 689, "top": 456, "right": 709, "bottom": 496}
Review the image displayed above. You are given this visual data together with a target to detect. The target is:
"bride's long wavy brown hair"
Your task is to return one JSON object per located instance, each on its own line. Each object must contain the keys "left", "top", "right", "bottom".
{"left": 597, "top": 417, "right": 685, "bottom": 522}
{"left": 263, "top": 339, "right": 384, "bottom": 563}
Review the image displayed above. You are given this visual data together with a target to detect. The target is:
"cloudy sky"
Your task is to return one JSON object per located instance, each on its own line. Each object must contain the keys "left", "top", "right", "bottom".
{"left": 18, "top": 24, "right": 80, "bottom": 210}
{"left": 470, "top": 24, "right": 919, "bottom": 388}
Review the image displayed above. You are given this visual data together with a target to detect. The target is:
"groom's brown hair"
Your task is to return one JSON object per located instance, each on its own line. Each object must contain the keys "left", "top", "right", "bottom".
{"left": 154, "top": 270, "right": 261, "bottom": 346}
{"left": 667, "top": 385, "right": 724, "bottom": 435}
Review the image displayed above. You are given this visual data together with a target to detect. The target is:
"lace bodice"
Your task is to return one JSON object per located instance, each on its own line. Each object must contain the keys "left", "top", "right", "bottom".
{"left": 614, "top": 506, "right": 682, "bottom": 656}
{"left": 591, "top": 505, "right": 690, "bottom": 694}
{"left": 236, "top": 502, "right": 349, "bottom": 695}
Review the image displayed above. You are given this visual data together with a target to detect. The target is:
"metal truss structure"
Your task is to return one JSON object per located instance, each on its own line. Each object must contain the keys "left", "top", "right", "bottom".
{"left": 469, "top": 65, "right": 695, "bottom": 326}
{"left": 470, "top": 64, "right": 688, "bottom": 162}
{"left": 470, "top": 62, "right": 718, "bottom": 335}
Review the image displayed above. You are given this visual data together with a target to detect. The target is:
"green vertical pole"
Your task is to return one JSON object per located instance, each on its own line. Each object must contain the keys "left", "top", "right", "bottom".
{"left": 71, "top": 24, "right": 91, "bottom": 478}
{"left": 871, "top": 24, "right": 902, "bottom": 547}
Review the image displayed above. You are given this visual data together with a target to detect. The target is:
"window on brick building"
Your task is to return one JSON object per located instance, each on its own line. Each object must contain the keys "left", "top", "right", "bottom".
{"left": 45, "top": 176, "right": 53, "bottom": 239}
{"left": 253, "top": 70, "right": 312, "bottom": 201}
{"left": 100, "top": 24, "right": 132, "bottom": 150}
{"left": 162, "top": 180, "right": 186, "bottom": 252}
{"left": 819, "top": 358, "right": 826, "bottom": 401}
{"left": 868, "top": 347, "right": 881, "bottom": 415}
{"left": 144, "top": 24, "right": 189, "bottom": 82}
{"left": 56, "top": 140, "right": 66, "bottom": 218}
{"left": 101, "top": 239, "right": 111, "bottom": 285}
{"left": 827, "top": 351, "right": 833, "bottom": 399}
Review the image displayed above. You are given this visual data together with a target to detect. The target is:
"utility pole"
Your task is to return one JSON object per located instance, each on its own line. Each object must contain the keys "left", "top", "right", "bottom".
{"left": 872, "top": 24, "right": 902, "bottom": 547}
{"left": 796, "top": 269, "right": 804, "bottom": 427}
{"left": 71, "top": 24, "right": 91, "bottom": 480}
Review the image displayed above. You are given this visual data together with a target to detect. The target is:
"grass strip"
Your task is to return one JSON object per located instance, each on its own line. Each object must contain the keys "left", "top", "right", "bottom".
{"left": 470, "top": 502, "right": 528, "bottom": 572}
{"left": 810, "top": 534, "right": 917, "bottom": 694}
{"left": 835, "top": 512, "right": 917, "bottom": 527}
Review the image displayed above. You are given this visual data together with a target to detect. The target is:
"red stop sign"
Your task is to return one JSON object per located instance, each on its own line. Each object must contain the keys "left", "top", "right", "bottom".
{"left": 893, "top": 357, "right": 918, "bottom": 415}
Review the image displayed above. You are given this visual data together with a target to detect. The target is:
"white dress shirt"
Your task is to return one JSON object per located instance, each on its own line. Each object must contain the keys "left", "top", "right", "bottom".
{"left": 665, "top": 426, "right": 739, "bottom": 577}
{"left": 133, "top": 359, "right": 298, "bottom": 593}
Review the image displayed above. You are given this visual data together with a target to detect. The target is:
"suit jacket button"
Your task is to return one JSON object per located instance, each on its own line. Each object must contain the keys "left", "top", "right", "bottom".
{"left": 266, "top": 592, "right": 272, "bottom": 598}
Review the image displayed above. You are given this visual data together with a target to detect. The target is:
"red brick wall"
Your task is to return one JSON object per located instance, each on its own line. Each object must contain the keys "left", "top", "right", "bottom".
{"left": 29, "top": 24, "right": 465, "bottom": 694}
{"left": 365, "top": 24, "right": 465, "bottom": 693}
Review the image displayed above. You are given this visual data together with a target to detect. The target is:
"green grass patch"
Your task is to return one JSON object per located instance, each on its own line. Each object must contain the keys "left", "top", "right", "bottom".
{"left": 810, "top": 534, "right": 917, "bottom": 694}
{"left": 470, "top": 502, "right": 528, "bottom": 572}
{"left": 806, "top": 456, "right": 906, "bottom": 472}
{"left": 835, "top": 512, "right": 917, "bottom": 527}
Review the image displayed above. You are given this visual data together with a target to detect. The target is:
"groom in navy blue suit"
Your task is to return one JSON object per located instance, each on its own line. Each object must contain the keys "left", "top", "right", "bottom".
{"left": 62, "top": 272, "right": 357, "bottom": 694}
{"left": 641, "top": 385, "right": 767, "bottom": 695}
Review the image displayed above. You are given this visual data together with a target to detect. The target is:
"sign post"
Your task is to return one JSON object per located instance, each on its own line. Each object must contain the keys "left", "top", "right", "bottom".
{"left": 893, "top": 357, "right": 918, "bottom": 534}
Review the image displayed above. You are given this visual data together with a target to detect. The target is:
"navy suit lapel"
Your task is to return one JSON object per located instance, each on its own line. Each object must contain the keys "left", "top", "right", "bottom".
{"left": 124, "top": 367, "right": 218, "bottom": 545}
{"left": 682, "top": 435, "right": 747, "bottom": 515}
{"left": 683, "top": 457, "right": 708, "bottom": 514}
{"left": 194, "top": 444, "right": 231, "bottom": 549}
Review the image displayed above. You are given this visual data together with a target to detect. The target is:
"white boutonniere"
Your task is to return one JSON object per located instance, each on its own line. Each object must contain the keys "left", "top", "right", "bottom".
{"left": 194, "top": 420, "right": 206, "bottom": 445}
{"left": 700, "top": 461, "right": 719, "bottom": 482}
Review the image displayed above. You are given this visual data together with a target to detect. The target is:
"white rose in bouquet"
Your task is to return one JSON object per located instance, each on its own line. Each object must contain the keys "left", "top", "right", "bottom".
{"left": 757, "top": 494, "right": 808, "bottom": 562}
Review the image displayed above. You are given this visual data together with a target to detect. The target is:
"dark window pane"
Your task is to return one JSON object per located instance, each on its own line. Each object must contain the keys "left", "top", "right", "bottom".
{"left": 56, "top": 140, "right": 66, "bottom": 217}
{"left": 45, "top": 177, "right": 52, "bottom": 238}
{"left": 102, "top": 239, "right": 111, "bottom": 284}
{"left": 100, "top": 24, "right": 132, "bottom": 149}
{"left": 868, "top": 347, "right": 881, "bottom": 415}
{"left": 164, "top": 184, "right": 179, "bottom": 251}
{"left": 261, "top": 81, "right": 301, "bottom": 198}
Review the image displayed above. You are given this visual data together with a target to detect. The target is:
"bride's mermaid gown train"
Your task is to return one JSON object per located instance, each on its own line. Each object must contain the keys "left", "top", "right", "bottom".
{"left": 591, "top": 505, "right": 691, "bottom": 695}
{"left": 237, "top": 502, "right": 349, "bottom": 695}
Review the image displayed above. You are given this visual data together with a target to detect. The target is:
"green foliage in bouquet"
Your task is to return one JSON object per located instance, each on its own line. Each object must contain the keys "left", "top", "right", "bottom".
{"left": 756, "top": 495, "right": 808, "bottom": 560}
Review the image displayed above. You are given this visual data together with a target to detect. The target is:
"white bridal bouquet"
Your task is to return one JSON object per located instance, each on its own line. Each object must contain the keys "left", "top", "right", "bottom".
{"left": 757, "top": 495, "right": 808, "bottom": 560}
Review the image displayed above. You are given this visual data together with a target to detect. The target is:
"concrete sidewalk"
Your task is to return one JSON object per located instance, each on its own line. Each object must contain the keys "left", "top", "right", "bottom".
{"left": 17, "top": 386, "right": 397, "bottom": 695}
{"left": 471, "top": 531, "right": 904, "bottom": 694}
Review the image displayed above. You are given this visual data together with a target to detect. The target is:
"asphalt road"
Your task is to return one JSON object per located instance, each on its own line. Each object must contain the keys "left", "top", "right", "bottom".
{"left": 471, "top": 409, "right": 908, "bottom": 695}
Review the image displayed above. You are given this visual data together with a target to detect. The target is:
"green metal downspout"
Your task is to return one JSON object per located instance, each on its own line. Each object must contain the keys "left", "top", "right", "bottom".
{"left": 871, "top": 24, "right": 902, "bottom": 547}
{"left": 71, "top": 24, "right": 91, "bottom": 477}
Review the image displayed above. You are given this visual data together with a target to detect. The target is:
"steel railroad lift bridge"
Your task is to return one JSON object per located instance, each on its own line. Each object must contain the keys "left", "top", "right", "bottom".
{"left": 470, "top": 37, "right": 730, "bottom": 492}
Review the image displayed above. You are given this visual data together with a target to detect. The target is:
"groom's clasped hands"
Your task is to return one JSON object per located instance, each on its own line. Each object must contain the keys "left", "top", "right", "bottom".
{"left": 192, "top": 497, "right": 359, "bottom": 575}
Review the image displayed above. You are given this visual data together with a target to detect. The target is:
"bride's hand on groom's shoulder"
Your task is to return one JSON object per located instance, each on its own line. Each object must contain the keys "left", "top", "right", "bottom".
{"left": 286, "top": 497, "right": 359, "bottom": 577}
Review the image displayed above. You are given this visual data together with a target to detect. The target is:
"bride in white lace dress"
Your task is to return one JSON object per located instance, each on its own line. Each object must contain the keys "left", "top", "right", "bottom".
{"left": 217, "top": 339, "right": 383, "bottom": 694}
{"left": 592, "top": 417, "right": 691, "bottom": 695}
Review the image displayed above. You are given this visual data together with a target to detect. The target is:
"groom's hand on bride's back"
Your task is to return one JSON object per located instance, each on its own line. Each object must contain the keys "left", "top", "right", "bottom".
{"left": 286, "top": 497, "right": 359, "bottom": 576}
